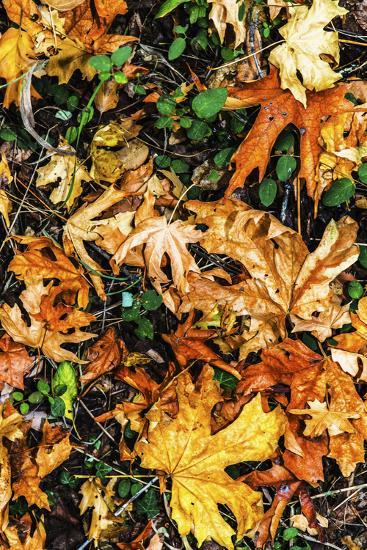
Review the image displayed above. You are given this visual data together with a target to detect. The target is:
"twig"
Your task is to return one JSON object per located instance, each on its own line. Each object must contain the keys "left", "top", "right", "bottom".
{"left": 114, "top": 475, "right": 159, "bottom": 516}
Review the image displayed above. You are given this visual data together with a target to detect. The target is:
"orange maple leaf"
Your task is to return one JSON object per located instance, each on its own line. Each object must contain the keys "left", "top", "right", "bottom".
{"left": 226, "top": 67, "right": 357, "bottom": 210}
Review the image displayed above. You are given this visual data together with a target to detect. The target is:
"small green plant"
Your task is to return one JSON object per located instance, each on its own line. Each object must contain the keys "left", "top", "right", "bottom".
{"left": 11, "top": 361, "right": 77, "bottom": 419}
{"left": 121, "top": 289, "right": 163, "bottom": 340}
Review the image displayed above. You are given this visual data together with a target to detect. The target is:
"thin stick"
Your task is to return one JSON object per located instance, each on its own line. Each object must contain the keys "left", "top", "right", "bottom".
{"left": 114, "top": 476, "right": 159, "bottom": 517}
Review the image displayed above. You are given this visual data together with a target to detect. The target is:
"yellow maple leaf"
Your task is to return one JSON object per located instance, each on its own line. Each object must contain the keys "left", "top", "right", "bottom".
{"left": 268, "top": 0, "right": 348, "bottom": 107}
{"left": 136, "top": 365, "right": 286, "bottom": 549}
{"left": 0, "top": 28, "right": 39, "bottom": 108}
{"left": 36, "top": 145, "right": 92, "bottom": 210}
{"left": 79, "top": 478, "right": 117, "bottom": 541}
{"left": 289, "top": 399, "right": 360, "bottom": 437}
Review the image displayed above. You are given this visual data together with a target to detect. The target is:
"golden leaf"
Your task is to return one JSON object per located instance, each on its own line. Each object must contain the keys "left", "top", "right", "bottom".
{"left": 208, "top": 0, "right": 249, "bottom": 48}
{"left": 36, "top": 146, "right": 92, "bottom": 210}
{"left": 136, "top": 365, "right": 286, "bottom": 549}
{"left": 268, "top": 0, "right": 348, "bottom": 106}
{"left": 79, "top": 478, "right": 116, "bottom": 540}
{"left": 186, "top": 198, "right": 359, "bottom": 357}
{"left": 289, "top": 399, "right": 360, "bottom": 437}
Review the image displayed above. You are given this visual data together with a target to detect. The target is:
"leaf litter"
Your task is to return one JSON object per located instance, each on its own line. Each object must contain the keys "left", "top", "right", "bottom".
{"left": 0, "top": 0, "right": 367, "bottom": 549}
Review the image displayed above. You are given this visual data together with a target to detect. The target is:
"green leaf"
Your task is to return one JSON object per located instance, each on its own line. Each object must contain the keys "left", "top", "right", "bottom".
{"left": 322, "top": 178, "right": 355, "bottom": 207}
{"left": 214, "top": 147, "right": 235, "bottom": 168}
{"left": 52, "top": 361, "right": 77, "bottom": 420}
{"left": 186, "top": 119, "right": 212, "bottom": 140}
{"left": 12, "top": 391, "right": 23, "bottom": 402}
{"left": 49, "top": 396, "right": 65, "bottom": 418}
{"left": 180, "top": 116, "right": 192, "bottom": 128}
{"left": 136, "top": 488, "right": 160, "bottom": 518}
{"left": 111, "top": 46, "right": 132, "bottom": 67}
{"left": 276, "top": 155, "right": 297, "bottom": 181}
{"left": 282, "top": 527, "right": 299, "bottom": 541}
{"left": 192, "top": 88, "right": 228, "bottom": 119}
{"left": 122, "top": 301, "right": 141, "bottom": 321}
{"left": 359, "top": 246, "right": 367, "bottom": 269}
{"left": 55, "top": 110, "right": 72, "bottom": 121}
{"left": 114, "top": 72, "right": 128, "bottom": 84}
{"left": 78, "top": 107, "right": 94, "bottom": 127}
{"left": 157, "top": 96, "right": 176, "bottom": 116}
{"left": 155, "top": 155, "right": 171, "bottom": 168}
{"left": 168, "top": 37, "right": 186, "bottom": 60}
{"left": 213, "top": 368, "right": 238, "bottom": 390}
{"left": 171, "top": 159, "right": 189, "bottom": 173}
{"left": 135, "top": 317, "right": 154, "bottom": 340}
{"left": 301, "top": 333, "right": 318, "bottom": 352}
{"left": 155, "top": 116, "right": 174, "bottom": 129}
{"left": 259, "top": 178, "right": 277, "bottom": 207}
{"left": 89, "top": 55, "right": 111, "bottom": 72}
{"left": 37, "top": 379, "right": 50, "bottom": 395}
{"left": 348, "top": 281, "right": 364, "bottom": 299}
{"left": 121, "top": 291, "right": 134, "bottom": 307}
{"left": 275, "top": 131, "right": 294, "bottom": 153}
{"left": 67, "top": 95, "right": 79, "bottom": 110}
{"left": 65, "top": 126, "right": 78, "bottom": 144}
{"left": 155, "top": 0, "right": 187, "bottom": 18}
{"left": 28, "top": 391, "right": 44, "bottom": 404}
{"left": 0, "top": 128, "right": 17, "bottom": 141}
{"left": 133, "top": 84, "right": 146, "bottom": 96}
{"left": 358, "top": 163, "right": 367, "bottom": 184}
{"left": 117, "top": 478, "right": 131, "bottom": 498}
{"left": 20, "top": 403, "right": 29, "bottom": 415}
{"left": 141, "top": 290, "right": 163, "bottom": 311}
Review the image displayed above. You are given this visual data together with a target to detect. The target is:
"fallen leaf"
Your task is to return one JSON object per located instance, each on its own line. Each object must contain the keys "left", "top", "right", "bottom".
{"left": 226, "top": 68, "right": 358, "bottom": 207}
{"left": 4, "top": 515, "right": 46, "bottom": 549}
{"left": 112, "top": 216, "right": 203, "bottom": 298}
{"left": 0, "top": 333, "right": 33, "bottom": 390}
{"left": 186, "top": 198, "right": 358, "bottom": 357}
{"left": 81, "top": 327, "right": 125, "bottom": 383}
{"left": 12, "top": 421, "right": 72, "bottom": 509}
{"left": 208, "top": 0, "right": 249, "bottom": 48}
{"left": 79, "top": 477, "right": 116, "bottom": 540}
{"left": 268, "top": 0, "right": 347, "bottom": 106}
{"left": 136, "top": 365, "right": 286, "bottom": 549}
{"left": 0, "top": 28, "right": 39, "bottom": 108}
{"left": 289, "top": 398, "right": 360, "bottom": 437}
{"left": 44, "top": 0, "right": 84, "bottom": 10}
{"left": 0, "top": 281, "right": 95, "bottom": 363}
{"left": 63, "top": 185, "right": 127, "bottom": 300}
{"left": 36, "top": 146, "right": 92, "bottom": 210}
{"left": 8, "top": 235, "right": 90, "bottom": 308}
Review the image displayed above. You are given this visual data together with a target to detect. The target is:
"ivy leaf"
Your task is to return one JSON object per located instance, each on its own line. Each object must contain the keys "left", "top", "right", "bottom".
{"left": 141, "top": 290, "right": 163, "bottom": 311}
{"left": 136, "top": 488, "right": 160, "bottom": 518}
{"left": 111, "top": 46, "right": 132, "bottom": 67}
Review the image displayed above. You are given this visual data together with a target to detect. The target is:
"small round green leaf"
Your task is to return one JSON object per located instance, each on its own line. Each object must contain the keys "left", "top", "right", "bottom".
{"left": 114, "top": 72, "right": 128, "bottom": 84}
{"left": 214, "top": 147, "right": 235, "bottom": 168}
{"left": 348, "top": 281, "right": 364, "bottom": 300}
{"left": 0, "top": 128, "right": 17, "bottom": 141}
{"left": 186, "top": 120, "right": 211, "bottom": 140}
{"left": 89, "top": 55, "right": 111, "bottom": 73}
{"left": 141, "top": 290, "right": 163, "bottom": 311}
{"left": 192, "top": 88, "right": 228, "bottom": 119}
{"left": 322, "top": 178, "right": 355, "bottom": 207}
{"left": 37, "top": 379, "right": 50, "bottom": 394}
{"left": 259, "top": 178, "right": 277, "bottom": 207}
{"left": 28, "top": 391, "right": 44, "bottom": 404}
{"left": 111, "top": 46, "right": 132, "bottom": 67}
{"left": 168, "top": 37, "right": 186, "bottom": 60}
{"left": 135, "top": 317, "right": 154, "bottom": 340}
{"left": 283, "top": 527, "right": 299, "bottom": 541}
{"left": 157, "top": 96, "right": 176, "bottom": 116}
{"left": 12, "top": 391, "right": 23, "bottom": 402}
{"left": 171, "top": 159, "right": 189, "bottom": 173}
{"left": 20, "top": 403, "right": 29, "bottom": 415}
{"left": 117, "top": 478, "right": 131, "bottom": 498}
{"left": 276, "top": 155, "right": 297, "bottom": 181}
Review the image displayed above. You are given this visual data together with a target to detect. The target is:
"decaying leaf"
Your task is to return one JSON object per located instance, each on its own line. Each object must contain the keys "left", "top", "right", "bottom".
{"left": 12, "top": 421, "right": 72, "bottom": 509}
{"left": 63, "top": 185, "right": 127, "bottom": 300}
{"left": 268, "top": 0, "right": 347, "bottom": 106}
{"left": 226, "top": 68, "right": 358, "bottom": 207}
{"left": 136, "top": 365, "right": 286, "bottom": 549}
{"left": 79, "top": 477, "right": 117, "bottom": 541}
{"left": 186, "top": 198, "right": 358, "bottom": 357}
{"left": 0, "top": 280, "right": 95, "bottom": 363}
{"left": 36, "top": 146, "right": 92, "bottom": 210}
{"left": 208, "top": 0, "right": 249, "bottom": 48}
{"left": 81, "top": 327, "right": 125, "bottom": 382}
{"left": 0, "top": 334, "right": 33, "bottom": 390}
{"left": 112, "top": 216, "right": 203, "bottom": 299}
{"left": 4, "top": 515, "right": 46, "bottom": 549}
